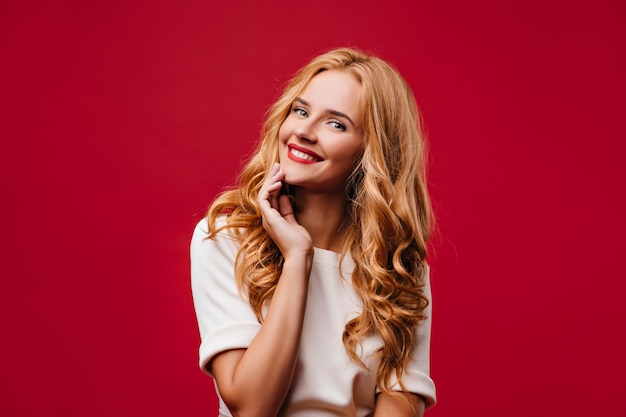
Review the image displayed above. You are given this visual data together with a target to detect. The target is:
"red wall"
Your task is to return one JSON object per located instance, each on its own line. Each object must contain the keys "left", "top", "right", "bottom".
{"left": 1, "top": 1, "right": 624, "bottom": 416}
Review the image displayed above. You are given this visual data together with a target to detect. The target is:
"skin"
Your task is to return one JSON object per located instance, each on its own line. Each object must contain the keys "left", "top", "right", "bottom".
{"left": 210, "top": 163, "right": 312, "bottom": 417}
{"left": 210, "top": 70, "right": 425, "bottom": 417}
{"left": 278, "top": 69, "right": 364, "bottom": 199}
{"left": 375, "top": 392, "right": 425, "bottom": 417}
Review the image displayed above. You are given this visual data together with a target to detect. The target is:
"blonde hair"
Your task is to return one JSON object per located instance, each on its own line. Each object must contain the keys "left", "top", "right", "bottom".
{"left": 206, "top": 47, "right": 433, "bottom": 393}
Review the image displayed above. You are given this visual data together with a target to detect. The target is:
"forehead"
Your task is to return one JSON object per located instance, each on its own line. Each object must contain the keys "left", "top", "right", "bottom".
{"left": 299, "top": 70, "right": 362, "bottom": 119}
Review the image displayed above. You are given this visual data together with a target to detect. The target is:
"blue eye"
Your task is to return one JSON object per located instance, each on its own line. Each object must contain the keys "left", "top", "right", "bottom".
{"left": 330, "top": 120, "right": 346, "bottom": 131}
{"left": 293, "top": 107, "right": 308, "bottom": 117}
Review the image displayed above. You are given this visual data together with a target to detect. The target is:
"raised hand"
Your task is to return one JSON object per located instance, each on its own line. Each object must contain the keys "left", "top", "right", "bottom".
{"left": 258, "top": 163, "right": 313, "bottom": 260}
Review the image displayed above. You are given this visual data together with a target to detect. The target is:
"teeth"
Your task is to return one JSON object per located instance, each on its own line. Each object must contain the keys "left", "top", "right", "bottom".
{"left": 290, "top": 148, "right": 317, "bottom": 161}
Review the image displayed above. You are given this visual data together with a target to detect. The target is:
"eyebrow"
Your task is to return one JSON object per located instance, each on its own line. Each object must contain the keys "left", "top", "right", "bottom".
{"left": 294, "top": 97, "right": 357, "bottom": 128}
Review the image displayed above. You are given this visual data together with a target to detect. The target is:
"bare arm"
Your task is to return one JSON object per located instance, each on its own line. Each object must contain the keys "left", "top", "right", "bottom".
{"left": 210, "top": 163, "right": 313, "bottom": 417}
{"left": 374, "top": 392, "right": 426, "bottom": 417}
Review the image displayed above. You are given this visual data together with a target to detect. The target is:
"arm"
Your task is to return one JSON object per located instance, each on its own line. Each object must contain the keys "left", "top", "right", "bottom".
{"left": 374, "top": 392, "right": 425, "bottom": 417}
{"left": 211, "top": 163, "right": 313, "bottom": 417}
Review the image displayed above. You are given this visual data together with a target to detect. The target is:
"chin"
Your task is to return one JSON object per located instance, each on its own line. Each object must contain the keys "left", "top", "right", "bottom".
{"left": 282, "top": 173, "right": 307, "bottom": 188}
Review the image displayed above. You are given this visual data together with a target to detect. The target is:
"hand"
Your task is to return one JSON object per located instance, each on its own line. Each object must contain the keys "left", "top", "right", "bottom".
{"left": 258, "top": 163, "right": 313, "bottom": 260}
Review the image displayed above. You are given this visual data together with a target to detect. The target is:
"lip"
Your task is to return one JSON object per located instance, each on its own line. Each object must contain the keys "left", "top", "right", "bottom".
{"left": 287, "top": 144, "right": 323, "bottom": 164}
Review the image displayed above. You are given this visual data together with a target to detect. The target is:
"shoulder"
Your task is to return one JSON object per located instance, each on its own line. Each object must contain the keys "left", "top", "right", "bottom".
{"left": 190, "top": 216, "right": 242, "bottom": 265}
{"left": 190, "top": 216, "right": 244, "bottom": 306}
{"left": 191, "top": 215, "right": 238, "bottom": 243}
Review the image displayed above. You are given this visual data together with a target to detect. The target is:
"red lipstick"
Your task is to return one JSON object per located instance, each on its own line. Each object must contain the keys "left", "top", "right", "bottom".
{"left": 287, "top": 144, "right": 323, "bottom": 164}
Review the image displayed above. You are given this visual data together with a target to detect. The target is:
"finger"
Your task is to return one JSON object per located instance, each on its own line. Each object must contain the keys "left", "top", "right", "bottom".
{"left": 278, "top": 194, "right": 296, "bottom": 222}
{"left": 259, "top": 164, "right": 282, "bottom": 202}
{"left": 267, "top": 167, "right": 285, "bottom": 209}
{"left": 266, "top": 162, "right": 281, "bottom": 185}
{"left": 269, "top": 184, "right": 280, "bottom": 210}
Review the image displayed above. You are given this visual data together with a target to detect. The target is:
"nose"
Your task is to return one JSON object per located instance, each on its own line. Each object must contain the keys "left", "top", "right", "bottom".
{"left": 294, "top": 119, "right": 317, "bottom": 143}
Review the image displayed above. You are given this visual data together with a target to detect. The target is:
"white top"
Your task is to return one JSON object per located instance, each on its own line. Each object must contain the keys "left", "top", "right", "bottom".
{"left": 191, "top": 219, "right": 436, "bottom": 416}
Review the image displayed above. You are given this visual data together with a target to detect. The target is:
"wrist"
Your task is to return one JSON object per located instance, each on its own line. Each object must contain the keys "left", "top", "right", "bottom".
{"left": 282, "top": 252, "right": 313, "bottom": 275}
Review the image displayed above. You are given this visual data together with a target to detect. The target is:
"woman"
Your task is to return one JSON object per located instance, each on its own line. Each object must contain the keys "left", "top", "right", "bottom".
{"left": 191, "top": 47, "right": 436, "bottom": 417}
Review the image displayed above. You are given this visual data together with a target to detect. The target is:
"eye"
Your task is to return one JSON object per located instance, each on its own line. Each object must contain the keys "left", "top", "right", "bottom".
{"left": 293, "top": 107, "right": 308, "bottom": 117}
{"left": 329, "top": 120, "right": 346, "bottom": 131}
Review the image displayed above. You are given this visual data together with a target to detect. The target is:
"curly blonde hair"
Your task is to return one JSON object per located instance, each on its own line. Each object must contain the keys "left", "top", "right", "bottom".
{"left": 206, "top": 47, "right": 433, "bottom": 393}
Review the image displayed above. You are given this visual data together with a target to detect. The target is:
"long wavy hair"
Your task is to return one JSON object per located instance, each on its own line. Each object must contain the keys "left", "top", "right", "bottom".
{"left": 206, "top": 47, "right": 433, "bottom": 393}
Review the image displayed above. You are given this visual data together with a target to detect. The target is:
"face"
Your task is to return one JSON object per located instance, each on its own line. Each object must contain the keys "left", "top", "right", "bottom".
{"left": 278, "top": 70, "right": 363, "bottom": 194}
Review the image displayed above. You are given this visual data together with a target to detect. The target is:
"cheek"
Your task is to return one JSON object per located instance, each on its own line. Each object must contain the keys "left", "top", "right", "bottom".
{"left": 277, "top": 123, "right": 289, "bottom": 162}
{"left": 278, "top": 120, "right": 290, "bottom": 142}
{"left": 338, "top": 139, "right": 364, "bottom": 163}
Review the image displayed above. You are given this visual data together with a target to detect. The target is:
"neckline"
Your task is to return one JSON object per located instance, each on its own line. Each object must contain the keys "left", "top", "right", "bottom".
{"left": 312, "top": 247, "right": 354, "bottom": 269}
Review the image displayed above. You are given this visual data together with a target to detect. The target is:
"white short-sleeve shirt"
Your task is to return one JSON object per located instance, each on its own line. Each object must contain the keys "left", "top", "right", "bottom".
{"left": 191, "top": 219, "right": 436, "bottom": 416}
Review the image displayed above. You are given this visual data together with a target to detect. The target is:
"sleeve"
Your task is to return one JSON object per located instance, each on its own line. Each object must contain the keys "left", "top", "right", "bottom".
{"left": 190, "top": 218, "right": 262, "bottom": 376}
{"left": 383, "top": 266, "right": 437, "bottom": 408}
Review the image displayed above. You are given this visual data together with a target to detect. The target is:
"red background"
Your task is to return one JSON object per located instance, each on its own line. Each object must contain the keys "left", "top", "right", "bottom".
{"left": 1, "top": 1, "right": 625, "bottom": 416}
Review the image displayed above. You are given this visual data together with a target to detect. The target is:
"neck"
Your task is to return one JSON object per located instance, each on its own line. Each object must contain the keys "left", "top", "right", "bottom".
{"left": 291, "top": 188, "right": 350, "bottom": 253}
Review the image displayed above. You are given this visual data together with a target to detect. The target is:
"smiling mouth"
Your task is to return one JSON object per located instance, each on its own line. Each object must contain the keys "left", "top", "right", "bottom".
{"left": 290, "top": 148, "right": 318, "bottom": 161}
{"left": 287, "top": 144, "right": 323, "bottom": 163}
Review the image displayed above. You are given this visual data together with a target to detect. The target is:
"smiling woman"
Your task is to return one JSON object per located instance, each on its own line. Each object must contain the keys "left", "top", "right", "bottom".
{"left": 279, "top": 70, "right": 364, "bottom": 193}
{"left": 191, "top": 48, "right": 435, "bottom": 417}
